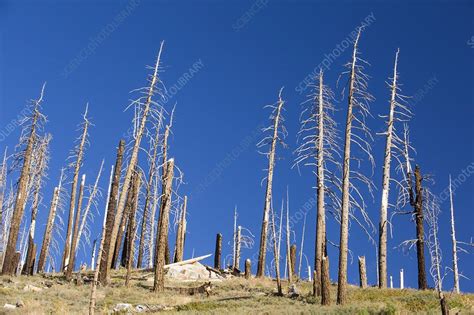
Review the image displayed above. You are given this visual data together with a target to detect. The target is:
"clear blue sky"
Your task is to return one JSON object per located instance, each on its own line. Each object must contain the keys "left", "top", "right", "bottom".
{"left": 1, "top": 0, "right": 473, "bottom": 292}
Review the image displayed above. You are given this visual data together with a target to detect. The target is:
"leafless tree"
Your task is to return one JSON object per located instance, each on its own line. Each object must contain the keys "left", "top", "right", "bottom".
{"left": 2, "top": 84, "right": 47, "bottom": 275}
{"left": 270, "top": 203, "right": 282, "bottom": 295}
{"left": 125, "top": 169, "right": 141, "bottom": 286}
{"left": 173, "top": 195, "right": 187, "bottom": 263}
{"left": 448, "top": 175, "right": 460, "bottom": 293}
{"left": 0, "top": 148, "right": 8, "bottom": 241}
{"left": 256, "top": 88, "right": 287, "bottom": 278}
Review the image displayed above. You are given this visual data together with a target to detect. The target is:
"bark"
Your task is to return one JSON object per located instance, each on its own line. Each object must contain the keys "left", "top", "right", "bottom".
{"left": 153, "top": 159, "right": 174, "bottom": 292}
{"left": 337, "top": 29, "right": 361, "bottom": 305}
{"left": 256, "top": 91, "right": 284, "bottom": 278}
{"left": 378, "top": 50, "right": 399, "bottom": 289}
{"left": 107, "top": 43, "right": 164, "bottom": 282}
{"left": 99, "top": 139, "right": 124, "bottom": 285}
{"left": 321, "top": 256, "right": 331, "bottom": 306}
{"left": 245, "top": 259, "right": 251, "bottom": 279}
{"left": 290, "top": 244, "right": 297, "bottom": 280}
{"left": 62, "top": 113, "right": 89, "bottom": 272}
{"left": 315, "top": 70, "right": 326, "bottom": 296}
{"left": 125, "top": 172, "right": 140, "bottom": 286}
{"left": 2, "top": 98, "right": 41, "bottom": 275}
{"left": 137, "top": 127, "right": 161, "bottom": 268}
{"left": 414, "top": 166, "right": 427, "bottom": 290}
{"left": 449, "top": 175, "right": 460, "bottom": 293}
{"left": 66, "top": 174, "right": 86, "bottom": 280}
{"left": 214, "top": 233, "right": 222, "bottom": 269}
{"left": 234, "top": 226, "right": 241, "bottom": 270}
{"left": 358, "top": 256, "right": 367, "bottom": 288}
{"left": 37, "top": 185, "right": 60, "bottom": 273}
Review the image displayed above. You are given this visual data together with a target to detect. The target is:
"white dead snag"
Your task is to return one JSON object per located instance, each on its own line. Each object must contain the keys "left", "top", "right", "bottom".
{"left": 23, "top": 134, "right": 51, "bottom": 275}
{"left": 66, "top": 174, "right": 86, "bottom": 281}
{"left": 449, "top": 175, "right": 460, "bottom": 293}
{"left": 108, "top": 42, "right": 165, "bottom": 283}
{"left": 235, "top": 226, "right": 242, "bottom": 270}
{"left": 2, "top": 84, "right": 47, "bottom": 275}
{"left": 37, "top": 169, "right": 64, "bottom": 273}
{"left": 358, "top": 256, "right": 367, "bottom": 288}
{"left": 91, "top": 239, "right": 97, "bottom": 271}
{"left": 76, "top": 160, "right": 104, "bottom": 252}
{"left": 233, "top": 206, "right": 237, "bottom": 268}
{"left": 294, "top": 69, "right": 339, "bottom": 296}
{"left": 256, "top": 88, "right": 287, "bottom": 278}
{"left": 153, "top": 158, "right": 174, "bottom": 292}
{"left": 175, "top": 195, "right": 187, "bottom": 262}
{"left": 62, "top": 105, "right": 90, "bottom": 272}
{"left": 298, "top": 213, "right": 306, "bottom": 278}
{"left": 390, "top": 276, "right": 393, "bottom": 288}
{"left": 147, "top": 172, "right": 160, "bottom": 268}
{"left": 400, "top": 269, "right": 404, "bottom": 289}
{"left": 337, "top": 28, "right": 375, "bottom": 305}
{"left": 99, "top": 140, "right": 124, "bottom": 285}
{"left": 286, "top": 190, "right": 293, "bottom": 283}
{"left": 270, "top": 203, "right": 282, "bottom": 295}
{"left": 0, "top": 147, "right": 7, "bottom": 241}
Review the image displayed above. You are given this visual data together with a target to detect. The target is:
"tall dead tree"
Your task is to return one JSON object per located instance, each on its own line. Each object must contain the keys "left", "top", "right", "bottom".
{"left": 23, "top": 134, "right": 51, "bottom": 275}
{"left": 270, "top": 203, "right": 282, "bottom": 295}
{"left": 125, "top": 171, "right": 141, "bottom": 286}
{"left": 0, "top": 148, "right": 7, "bottom": 240}
{"left": 358, "top": 256, "right": 367, "bottom": 288}
{"left": 107, "top": 43, "right": 165, "bottom": 283}
{"left": 295, "top": 68, "right": 339, "bottom": 295}
{"left": 2, "top": 84, "right": 47, "bottom": 275}
{"left": 62, "top": 105, "right": 90, "bottom": 272}
{"left": 414, "top": 166, "right": 427, "bottom": 289}
{"left": 153, "top": 158, "right": 174, "bottom": 292}
{"left": 449, "top": 175, "right": 460, "bottom": 293}
{"left": 337, "top": 28, "right": 375, "bottom": 305}
{"left": 173, "top": 195, "right": 187, "bottom": 263}
{"left": 37, "top": 169, "right": 64, "bottom": 273}
{"left": 214, "top": 233, "right": 222, "bottom": 269}
{"left": 99, "top": 140, "right": 124, "bottom": 285}
{"left": 256, "top": 88, "right": 287, "bottom": 278}
{"left": 66, "top": 174, "right": 86, "bottom": 280}
{"left": 286, "top": 192, "right": 293, "bottom": 283}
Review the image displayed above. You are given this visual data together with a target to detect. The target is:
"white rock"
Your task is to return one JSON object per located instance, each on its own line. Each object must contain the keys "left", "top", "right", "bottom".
{"left": 4, "top": 303, "right": 17, "bottom": 309}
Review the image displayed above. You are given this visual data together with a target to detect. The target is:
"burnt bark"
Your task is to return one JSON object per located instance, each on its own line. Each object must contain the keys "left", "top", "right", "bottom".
{"left": 321, "top": 255, "right": 331, "bottom": 306}
{"left": 414, "top": 166, "right": 427, "bottom": 290}
{"left": 125, "top": 171, "right": 141, "bottom": 286}
{"left": 37, "top": 186, "right": 60, "bottom": 273}
{"left": 214, "top": 233, "right": 222, "bottom": 269}
{"left": 290, "top": 244, "right": 297, "bottom": 280}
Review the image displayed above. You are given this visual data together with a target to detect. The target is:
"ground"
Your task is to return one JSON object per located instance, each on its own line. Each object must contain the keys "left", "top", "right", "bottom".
{"left": 0, "top": 269, "right": 473, "bottom": 314}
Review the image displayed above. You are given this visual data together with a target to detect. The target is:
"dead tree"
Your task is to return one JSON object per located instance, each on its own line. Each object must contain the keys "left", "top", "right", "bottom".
{"left": 37, "top": 169, "right": 64, "bottom": 273}
{"left": 23, "top": 134, "right": 51, "bottom": 275}
{"left": 235, "top": 226, "right": 242, "bottom": 270}
{"left": 107, "top": 42, "right": 165, "bottom": 282}
{"left": 214, "top": 233, "right": 222, "bottom": 269}
{"left": 153, "top": 158, "right": 174, "bottom": 292}
{"left": 245, "top": 259, "right": 251, "bottom": 279}
{"left": 294, "top": 69, "right": 339, "bottom": 296}
{"left": 414, "top": 166, "right": 428, "bottom": 289}
{"left": 256, "top": 88, "right": 287, "bottom": 278}
{"left": 297, "top": 213, "right": 306, "bottom": 279}
{"left": 173, "top": 195, "right": 187, "bottom": 263}
{"left": 321, "top": 255, "right": 331, "bottom": 305}
{"left": 2, "top": 84, "right": 47, "bottom": 275}
{"left": 125, "top": 171, "right": 141, "bottom": 286}
{"left": 358, "top": 256, "right": 367, "bottom": 288}
{"left": 0, "top": 148, "right": 8, "bottom": 245}
{"left": 270, "top": 203, "right": 282, "bottom": 295}
{"left": 449, "top": 175, "right": 460, "bottom": 293}
{"left": 290, "top": 244, "right": 297, "bottom": 279}
{"left": 62, "top": 105, "right": 90, "bottom": 272}
{"left": 337, "top": 28, "right": 375, "bottom": 305}
{"left": 66, "top": 174, "right": 86, "bottom": 280}
{"left": 286, "top": 192, "right": 292, "bottom": 283}
{"left": 99, "top": 140, "right": 124, "bottom": 285}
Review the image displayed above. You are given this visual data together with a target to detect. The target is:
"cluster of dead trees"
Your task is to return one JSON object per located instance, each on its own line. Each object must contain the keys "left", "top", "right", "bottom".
{"left": 0, "top": 42, "right": 192, "bottom": 314}
{"left": 253, "top": 27, "right": 469, "bottom": 312}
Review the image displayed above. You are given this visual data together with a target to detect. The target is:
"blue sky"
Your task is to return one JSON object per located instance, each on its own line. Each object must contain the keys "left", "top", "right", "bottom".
{"left": 0, "top": 0, "right": 473, "bottom": 292}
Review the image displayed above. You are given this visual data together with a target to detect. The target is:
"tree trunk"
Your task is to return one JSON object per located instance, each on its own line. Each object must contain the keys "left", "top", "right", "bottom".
{"left": 414, "top": 166, "right": 427, "bottom": 290}
{"left": 2, "top": 93, "right": 41, "bottom": 275}
{"left": 66, "top": 174, "right": 86, "bottom": 280}
{"left": 358, "top": 256, "right": 367, "bottom": 288}
{"left": 298, "top": 214, "right": 306, "bottom": 278}
{"left": 290, "top": 244, "right": 297, "bottom": 280}
{"left": 321, "top": 255, "right": 331, "bottom": 306}
{"left": 0, "top": 148, "right": 7, "bottom": 240}
{"left": 234, "top": 226, "right": 241, "bottom": 270}
{"left": 449, "top": 175, "right": 460, "bottom": 293}
{"left": 245, "top": 259, "right": 251, "bottom": 279}
{"left": 153, "top": 159, "right": 174, "bottom": 292}
{"left": 37, "top": 184, "right": 60, "bottom": 273}
{"left": 256, "top": 91, "right": 284, "bottom": 278}
{"left": 337, "top": 29, "right": 361, "bottom": 305}
{"left": 173, "top": 196, "right": 187, "bottom": 263}
{"left": 99, "top": 140, "right": 124, "bottom": 285}
{"left": 286, "top": 193, "right": 292, "bottom": 283}
{"left": 107, "top": 43, "right": 164, "bottom": 283}
{"left": 125, "top": 171, "right": 140, "bottom": 286}
{"left": 378, "top": 50, "right": 399, "bottom": 289}
{"left": 62, "top": 110, "right": 89, "bottom": 272}
{"left": 214, "top": 233, "right": 222, "bottom": 269}
{"left": 270, "top": 204, "right": 282, "bottom": 295}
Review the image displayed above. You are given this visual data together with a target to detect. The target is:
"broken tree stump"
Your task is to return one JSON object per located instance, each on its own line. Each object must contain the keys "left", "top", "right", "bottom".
{"left": 245, "top": 259, "right": 251, "bottom": 279}
{"left": 214, "top": 233, "right": 222, "bottom": 269}
{"left": 290, "top": 244, "right": 297, "bottom": 279}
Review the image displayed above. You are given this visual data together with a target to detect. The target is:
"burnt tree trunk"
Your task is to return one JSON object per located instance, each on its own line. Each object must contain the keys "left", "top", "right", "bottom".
{"left": 99, "top": 139, "right": 124, "bottom": 285}
{"left": 321, "top": 255, "right": 331, "bottom": 306}
{"left": 414, "top": 166, "right": 427, "bottom": 290}
{"left": 153, "top": 159, "right": 174, "bottom": 292}
{"left": 37, "top": 185, "right": 60, "bottom": 273}
{"left": 290, "top": 244, "right": 297, "bottom": 280}
{"left": 214, "top": 233, "right": 222, "bottom": 269}
{"left": 125, "top": 171, "right": 140, "bottom": 286}
{"left": 358, "top": 256, "right": 367, "bottom": 288}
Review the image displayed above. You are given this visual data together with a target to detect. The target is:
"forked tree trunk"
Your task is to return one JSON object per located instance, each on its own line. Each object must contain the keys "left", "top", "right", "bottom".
{"left": 107, "top": 43, "right": 164, "bottom": 283}
{"left": 125, "top": 171, "right": 141, "bottom": 286}
{"left": 414, "top": 166, "right": 427, "bottom": 290}
{"left": 66, "top": 174, "right": 86, "bottom": 280}
{"left": 214, "top": 233, "right": 222, "bottom": 269}
{"left": 256, "top": 91, "right": 284, "bottom": 278}
{"left": 153, "top": 158, "right": 174, "bottom": 292}
{"left": 378, "top": 50, "right": 399, "bottom": 289}
{"left": 449, "top": 175, "right": 460, "bottom": 293}
{"left": 2, "top": 88, "right": 43, "bottom": 275}
{"left": 358, "top": 256, "right": 367, "bottom": 288}
{"left": 62, "top": 109, "right": 89, "bottom": 272}
{"left": 321, "top": 255, "right": 331, "bottom": 306}
{"left": 99, "top": 140, "right": 124, "bottom": 285}
{"left": 337, "top": 29, "right": 361, "bottom": 305}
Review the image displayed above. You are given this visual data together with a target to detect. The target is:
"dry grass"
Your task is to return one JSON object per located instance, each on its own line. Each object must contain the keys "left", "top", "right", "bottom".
{"left": 0, "top": 269, "right": 473, "bottom": 314}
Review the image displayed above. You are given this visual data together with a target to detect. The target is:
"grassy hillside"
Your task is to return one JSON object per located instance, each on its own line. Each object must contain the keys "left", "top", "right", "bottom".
{"left": 0, "top": 269, "right": 473, "bottom": 314}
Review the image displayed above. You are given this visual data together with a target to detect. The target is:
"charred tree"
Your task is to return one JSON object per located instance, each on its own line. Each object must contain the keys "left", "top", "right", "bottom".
{"left": 125, "top": 171, "right": 141, "bottom": 286}
{"left": 321, "top": 255, "right": 331, "bottom": 305}
{"left": 414, "top": 166, "right": 427, "bottom": 290}
{"left": 214, "top": 233, "right": 222, "bottom": 269}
